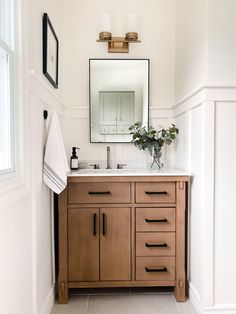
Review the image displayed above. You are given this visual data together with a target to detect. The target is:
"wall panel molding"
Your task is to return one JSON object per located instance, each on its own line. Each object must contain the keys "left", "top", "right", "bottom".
{"left": 176, "top": 86, "right": 236, "bottom": 313}
{"left": 0, "top": 176, "right": 29, "bottom": 208}
{"left": 174, "top": 85, "right": 236, "bottom": 117}
{"left": 149, "top": 107, "right": 173, "bottom": 119}
{"left": 64, "top": 106, "right": 89, "bottom": 119}
{"left": 29, "top": 70, "right": 59, "bottom": 314}
{"left": 201, "top": 101, "right": 216, "bottom": 306}
{"left": 64, "top": 106, "right": 173, "bottom": 120}
{"left": 29, "top": 70, "right": 65, "bottom": 117}
{"left": 29, "top": 80, "right": 236, "bottom": 121}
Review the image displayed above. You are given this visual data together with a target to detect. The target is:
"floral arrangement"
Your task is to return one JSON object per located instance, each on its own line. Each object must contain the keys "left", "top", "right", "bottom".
{"left": 129, "top": 122, "right": 179, "bottom": 168}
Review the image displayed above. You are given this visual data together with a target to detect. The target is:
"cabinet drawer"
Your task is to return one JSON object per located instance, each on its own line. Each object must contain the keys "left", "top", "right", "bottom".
{"left": 136, "top": 208, "right": 175, "bottom": 232}
{"left": 136, "top": 182, "right": 175, "bottom": 203}
{"left": 136, "top": 257, "right": 175, "bottom": 281}
{"left": 136, "top": 233, "right": 175, "bottom": 257}
{"left": 68, "top": 182, "right": 131, "bottom": 204}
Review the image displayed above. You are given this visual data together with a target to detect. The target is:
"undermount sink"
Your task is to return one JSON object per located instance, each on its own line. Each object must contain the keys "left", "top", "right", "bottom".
{"left": 78, "top": 168, "right": 137, "bottom": 174}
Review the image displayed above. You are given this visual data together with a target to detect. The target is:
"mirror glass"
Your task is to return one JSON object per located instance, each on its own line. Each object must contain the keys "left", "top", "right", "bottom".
{"left": 89, "top": 59, "right": 149, "bottom": 143}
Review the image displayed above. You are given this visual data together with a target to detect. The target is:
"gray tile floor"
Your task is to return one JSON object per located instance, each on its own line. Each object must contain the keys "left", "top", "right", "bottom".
{"left": 51, "top": 289, "right": 197, "bottom": 314}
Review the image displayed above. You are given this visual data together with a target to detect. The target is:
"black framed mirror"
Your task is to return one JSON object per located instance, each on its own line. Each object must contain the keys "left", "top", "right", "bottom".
{"left": 89, "top": 59, "right": 149, "bottom": 143}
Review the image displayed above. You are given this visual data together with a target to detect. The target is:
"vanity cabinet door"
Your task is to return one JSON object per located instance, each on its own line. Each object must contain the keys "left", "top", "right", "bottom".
{"left": 68, "top": 208, "right": 99, "bottom": 281}
{"left": 100, "top": 207, "right": 131, "bottom": 281}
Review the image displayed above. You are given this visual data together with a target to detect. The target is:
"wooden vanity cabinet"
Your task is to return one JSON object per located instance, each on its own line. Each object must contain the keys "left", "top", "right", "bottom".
{"left": 68, "top": 207, "right": 131, "bottom": 282}
{"left": 58, "top": 175, "right": 189, "bottom": 304}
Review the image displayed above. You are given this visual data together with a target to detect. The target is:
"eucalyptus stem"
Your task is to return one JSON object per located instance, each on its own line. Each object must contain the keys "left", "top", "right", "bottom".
{"left": 129, "top": 122, "right": 179, "bottom": 155}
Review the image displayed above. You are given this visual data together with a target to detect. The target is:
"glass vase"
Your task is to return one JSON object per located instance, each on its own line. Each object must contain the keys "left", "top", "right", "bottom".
{"left": 150, "top": 147, "right": 163, "bottom": 170}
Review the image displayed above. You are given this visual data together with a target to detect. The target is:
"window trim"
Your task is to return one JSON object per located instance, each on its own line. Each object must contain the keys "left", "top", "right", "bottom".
{"left": 0, "top": 0, "right": 22, "bottom": 181}
{"left": 0, "top": 41, "right": 15, "bottom": 176}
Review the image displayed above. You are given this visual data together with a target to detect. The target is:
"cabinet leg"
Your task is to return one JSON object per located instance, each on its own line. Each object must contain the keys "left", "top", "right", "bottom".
{"left": 58, "top": 281, "right": 68, "bottom": 304}
{"left": 174, "top": 279, "right": 186, "bottom": 302}
{"left": 174, "top": 181, "right": 187, "bottom": 302}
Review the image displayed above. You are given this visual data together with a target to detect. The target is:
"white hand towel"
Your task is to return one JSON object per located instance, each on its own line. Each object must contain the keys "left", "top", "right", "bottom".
{"left": 43, "top": 110, "right": 69, "bottom": 194}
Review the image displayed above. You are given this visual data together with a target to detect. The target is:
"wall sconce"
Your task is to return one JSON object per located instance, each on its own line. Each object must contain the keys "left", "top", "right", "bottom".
{"left": 97, "top": 13, "right": 141, "bottom": 53}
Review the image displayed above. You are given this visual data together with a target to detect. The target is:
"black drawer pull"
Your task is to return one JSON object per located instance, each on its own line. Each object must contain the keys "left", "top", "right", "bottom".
{"left": 88, "top": 191, "right": 111, "bottom": 195}
{"left": 145, "top": 191, "right": 167, "bottom": 195}
{"left": 145, "top": 267, "right": 167, "bottom": 273}
{"left": 93, "top": 213, "right": 97, "bottom": 236}
{"left": 145, "top": 243, "right": 167, "bottom": 248}
{"left": 145, "top": 218, "right": 168, "bottom": 223}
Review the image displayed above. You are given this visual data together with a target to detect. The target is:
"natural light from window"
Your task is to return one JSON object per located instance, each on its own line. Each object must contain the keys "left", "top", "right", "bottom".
{"left": 0, "top": 0, "right": 14, "bottom": 174}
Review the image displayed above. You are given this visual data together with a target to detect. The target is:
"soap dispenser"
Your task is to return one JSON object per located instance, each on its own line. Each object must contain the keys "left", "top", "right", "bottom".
{"left": 70, "top": 147, "right": 80, "bottom": 170}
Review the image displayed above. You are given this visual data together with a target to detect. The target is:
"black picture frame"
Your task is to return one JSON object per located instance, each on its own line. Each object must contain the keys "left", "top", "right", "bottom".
{"left": 42, "top": 13, "right": 59, "bottom": 88}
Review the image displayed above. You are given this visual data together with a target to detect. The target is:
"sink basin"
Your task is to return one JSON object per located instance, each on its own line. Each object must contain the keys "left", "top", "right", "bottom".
{"left": 78, "top": 168, "right": 137, "bottom": 174}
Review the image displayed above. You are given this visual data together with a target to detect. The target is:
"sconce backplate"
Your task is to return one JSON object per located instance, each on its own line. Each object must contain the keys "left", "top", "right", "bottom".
{"left": 97, "top": 37, "right": 141, "bottom": 53}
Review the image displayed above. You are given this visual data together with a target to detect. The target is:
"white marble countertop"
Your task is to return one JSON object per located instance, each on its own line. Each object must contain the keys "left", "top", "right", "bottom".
{"left": 68, "top": 168, "right": 190, "bottom": 177}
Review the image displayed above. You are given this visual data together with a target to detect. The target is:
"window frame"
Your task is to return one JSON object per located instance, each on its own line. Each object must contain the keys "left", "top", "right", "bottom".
{"left": 0, "top": 0, "right": 20, "bottom": 179}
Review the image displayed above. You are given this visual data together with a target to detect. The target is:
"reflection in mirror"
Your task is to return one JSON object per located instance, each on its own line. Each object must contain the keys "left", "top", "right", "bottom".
{"left": 89, "top": 59, "right": 149, "bottom": 143}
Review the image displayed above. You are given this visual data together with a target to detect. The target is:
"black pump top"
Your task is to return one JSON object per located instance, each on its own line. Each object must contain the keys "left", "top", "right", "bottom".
{"left": 72, "top": 147, "right": 80, "bottom": 156}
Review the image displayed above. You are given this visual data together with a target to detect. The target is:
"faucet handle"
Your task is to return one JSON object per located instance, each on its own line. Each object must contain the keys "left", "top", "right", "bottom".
{"left": 90, "top": 164, "right": 100, "bottom": 169}
{"left": 117, "top": 163, "right": 127, "bottom": 169}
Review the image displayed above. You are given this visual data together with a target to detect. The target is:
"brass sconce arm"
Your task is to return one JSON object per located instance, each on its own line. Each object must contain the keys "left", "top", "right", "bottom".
{"left": 97, "top": 36, "right": 141, "bottom": 53}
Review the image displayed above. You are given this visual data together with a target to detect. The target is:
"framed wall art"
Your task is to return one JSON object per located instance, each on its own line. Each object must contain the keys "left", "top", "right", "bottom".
{"left": 42, "top": 13, "right": 59, "bottom": 88}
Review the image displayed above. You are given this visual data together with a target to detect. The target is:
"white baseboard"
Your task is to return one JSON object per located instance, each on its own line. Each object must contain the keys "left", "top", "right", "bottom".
{"left": 189, "top": 284, "right": 236, "bottom": 314}
{"left": 40, "top": 286, "right": 55, "bottom": 314}
{"left": 189, "top": 283, "right": 204, "bottom": 314}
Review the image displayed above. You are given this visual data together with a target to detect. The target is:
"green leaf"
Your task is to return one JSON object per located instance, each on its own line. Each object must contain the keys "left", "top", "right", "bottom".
{"left": 165, "top": 138, "right": 172, "bottom": 145}
{"left": 161, "top": 129, "right": 166, "bottom": 137}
